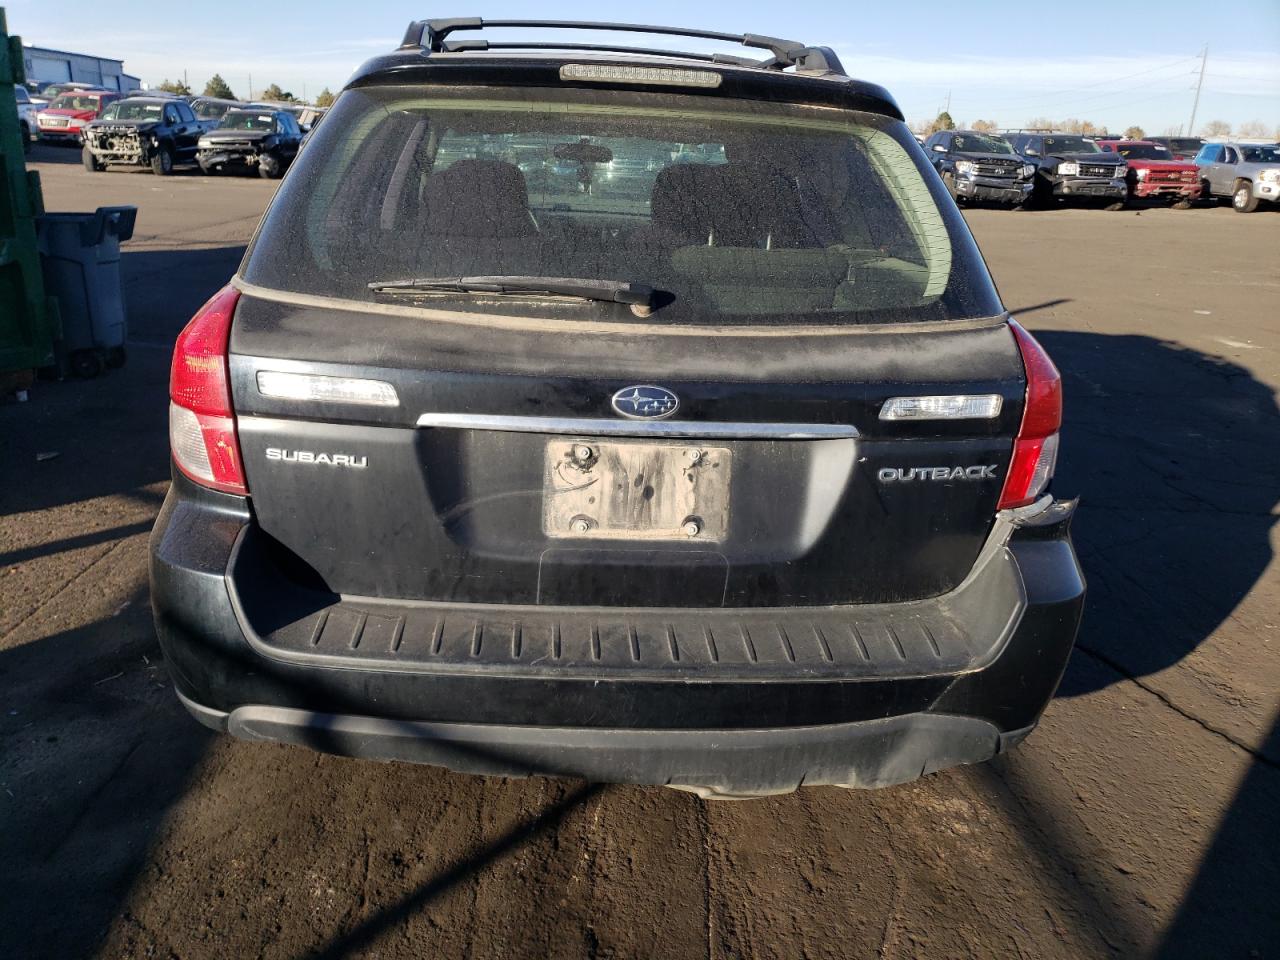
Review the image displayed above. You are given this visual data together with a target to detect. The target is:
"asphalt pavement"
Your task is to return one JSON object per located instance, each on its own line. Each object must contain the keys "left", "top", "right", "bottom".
{"left": 2, "top": 144, "right": 1277, "bottom": 960}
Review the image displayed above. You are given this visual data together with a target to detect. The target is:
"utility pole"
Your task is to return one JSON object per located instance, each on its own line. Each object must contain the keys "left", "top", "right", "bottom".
{"left": 1188, "top": 45, "right": 1207, "bottom": 138}
{"left": 945, "top": 90, "right": 951, "bottom": 115}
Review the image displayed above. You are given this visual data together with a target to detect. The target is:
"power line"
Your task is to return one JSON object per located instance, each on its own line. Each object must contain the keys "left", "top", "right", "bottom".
{"left": 960, "top": 67, "right": 1200, "bottom": 118}
{"left": 949, "top": 54, "right": 1201, "bottom": 111}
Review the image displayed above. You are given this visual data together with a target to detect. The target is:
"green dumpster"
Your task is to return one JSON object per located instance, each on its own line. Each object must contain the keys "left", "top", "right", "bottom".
{"left": 0, "top": 7, "right": 58, "bottom": 377}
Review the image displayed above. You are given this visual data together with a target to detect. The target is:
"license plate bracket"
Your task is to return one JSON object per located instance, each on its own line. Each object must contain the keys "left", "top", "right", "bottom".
{"left": 544, "top": 440, "right": 731, "bottom": 541}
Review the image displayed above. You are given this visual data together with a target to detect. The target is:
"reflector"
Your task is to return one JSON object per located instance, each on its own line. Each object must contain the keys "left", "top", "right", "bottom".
{"left": 880, "top": 394, "right": 1002, "bottom": 421}
{"left": 256, "top": 371, "right": 399, "bottom": 407}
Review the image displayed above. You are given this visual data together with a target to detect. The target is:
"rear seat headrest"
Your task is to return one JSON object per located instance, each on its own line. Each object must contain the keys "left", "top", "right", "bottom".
{"left": 422, "top": 159, "right": 535, "bottom": 238}
{"left": 650, "top": 164, "right": 729, "bottom": 244}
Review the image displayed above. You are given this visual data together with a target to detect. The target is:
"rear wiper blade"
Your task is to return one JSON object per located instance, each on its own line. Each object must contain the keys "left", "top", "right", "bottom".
{"left": 367, "top": 275, "right": 658, "bottom": 316}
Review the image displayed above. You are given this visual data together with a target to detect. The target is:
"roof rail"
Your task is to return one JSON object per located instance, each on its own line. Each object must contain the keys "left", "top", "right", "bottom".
{"left": 441, "top": 40, "right": 763, "bottom": 68}
{"left": 399, "top": 18, "right": 847, "bottom": 76}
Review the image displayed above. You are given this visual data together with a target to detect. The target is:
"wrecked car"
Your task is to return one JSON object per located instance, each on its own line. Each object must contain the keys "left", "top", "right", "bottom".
{"left": 1006, "top": 131, "right": 1128, "bottom": 206}
{"left": 924, "top": 129, "right": 1036, "bottom": 206}
{"left": 82, "top": 97, "right": 202, "bottom": 175}
{"left": 1195, "top": 141, "right": 1280, "bottom": 213}
{"left": 196, "top": 108, "right": 303, "bottom": 178}
{"left": 1095, "top": 139, "right": 1201, "bottom": 204}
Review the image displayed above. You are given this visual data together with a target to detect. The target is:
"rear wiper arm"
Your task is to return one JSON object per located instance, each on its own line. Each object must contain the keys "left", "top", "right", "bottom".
{"left": 368, "top": 275, "right": 658, "bottom": 317}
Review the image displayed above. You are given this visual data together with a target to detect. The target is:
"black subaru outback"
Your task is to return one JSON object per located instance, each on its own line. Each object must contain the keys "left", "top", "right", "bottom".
{"left": 150, "top": 18, "right": 1084, "bottom": 798}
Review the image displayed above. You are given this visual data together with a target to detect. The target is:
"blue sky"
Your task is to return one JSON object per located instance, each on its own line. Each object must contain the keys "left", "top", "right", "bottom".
{"left": 9, "top": 0, "right": 1279, "bottom": 134}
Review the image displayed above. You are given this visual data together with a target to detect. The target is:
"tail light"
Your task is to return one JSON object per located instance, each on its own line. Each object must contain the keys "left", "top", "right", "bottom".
{"left": 998, "top": 319, "right": 1062, "bottom": 510}
{"left": 168, "top": 285, "right": 248, "bottom": 495}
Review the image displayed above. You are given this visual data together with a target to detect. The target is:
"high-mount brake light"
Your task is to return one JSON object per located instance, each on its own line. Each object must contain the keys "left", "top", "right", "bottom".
{"left": 559, "top": 64, "right": 722, "bottom": 87}
{"left": 169, "top": 285, "right": 248, "bottom": 495}
{"left": 998, "top": 319, "right": 1062, "bottom": 510}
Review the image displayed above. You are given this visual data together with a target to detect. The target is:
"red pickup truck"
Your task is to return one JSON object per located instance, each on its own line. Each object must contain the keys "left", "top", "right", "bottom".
{"left": 1096, "top": 139, "right": 1201, "bottom": 204}
{"left": 37, "top": 90, "right": 120, "bottom": 144}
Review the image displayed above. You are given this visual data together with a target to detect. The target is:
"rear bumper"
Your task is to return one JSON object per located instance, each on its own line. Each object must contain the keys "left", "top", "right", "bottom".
{"left": 182, "top": 692, "right": 1033, "bottom": 797}
{"left": 150, "top": 473, "right": 1084, "bottom": 793}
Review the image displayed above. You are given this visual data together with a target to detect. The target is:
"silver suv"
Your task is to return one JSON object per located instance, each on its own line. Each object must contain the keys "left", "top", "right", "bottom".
{"left": 1195, "top": 142, "right": 1280, "bottom": 212}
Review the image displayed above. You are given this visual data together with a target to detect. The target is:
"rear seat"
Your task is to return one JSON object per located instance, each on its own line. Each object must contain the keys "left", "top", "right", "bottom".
{"left": 649, "top": 161, "right": 852, "bottom": 313}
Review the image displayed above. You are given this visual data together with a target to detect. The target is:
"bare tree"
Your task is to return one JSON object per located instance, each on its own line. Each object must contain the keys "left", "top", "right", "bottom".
{"left": 1236, "top": 120, "right": 1269, "bottom": 138}
{"left": 1060, "top": 118, "right": 1106, "bottom": 136}
{"left": 970, "top": 119, "right": 999, "bottom": 133}
{"left": 1123, "top": 125, "right": 1145, "bottom": 139}
{"left": 1200, "top": 119, "right": 1231, "bottom": 137}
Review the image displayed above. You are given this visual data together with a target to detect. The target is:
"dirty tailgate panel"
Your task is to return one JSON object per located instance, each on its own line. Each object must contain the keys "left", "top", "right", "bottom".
{"left": 229, "top": 295, "right": 1025, "bottom": 608}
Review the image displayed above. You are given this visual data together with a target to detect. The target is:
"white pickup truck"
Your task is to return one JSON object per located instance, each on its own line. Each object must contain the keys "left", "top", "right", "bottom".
{"left": 14, "top": 85, "right": 38, "bottom": 151}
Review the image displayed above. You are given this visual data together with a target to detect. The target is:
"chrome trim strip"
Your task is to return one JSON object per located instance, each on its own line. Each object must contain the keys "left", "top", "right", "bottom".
{"left": 415, "top": 413, "right": 859, "bottom": 440}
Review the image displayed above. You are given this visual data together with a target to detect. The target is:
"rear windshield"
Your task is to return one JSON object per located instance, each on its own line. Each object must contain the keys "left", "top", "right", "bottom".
{"left": 242, "top": 84, "right": 1000, "bottom": 326}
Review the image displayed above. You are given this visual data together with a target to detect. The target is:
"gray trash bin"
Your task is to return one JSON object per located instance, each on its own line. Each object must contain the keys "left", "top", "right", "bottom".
{"left": 37, "top": 205, "right": 137, "bottom": 378}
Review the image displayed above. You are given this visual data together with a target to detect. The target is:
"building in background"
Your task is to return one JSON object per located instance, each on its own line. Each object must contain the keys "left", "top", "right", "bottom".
{"left": 21, "top": 44, "right": 141, "bottom": 93}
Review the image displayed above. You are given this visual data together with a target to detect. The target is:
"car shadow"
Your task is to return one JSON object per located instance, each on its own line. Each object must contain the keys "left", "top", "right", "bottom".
{"left": 27, "top": 142, "right": 83, "bottom": 164}
{"left": 1035, "top": 329, "right": 1279, "bottom": 710}
{"left": 0, "top": 587, "right": 215, "bottom": 960}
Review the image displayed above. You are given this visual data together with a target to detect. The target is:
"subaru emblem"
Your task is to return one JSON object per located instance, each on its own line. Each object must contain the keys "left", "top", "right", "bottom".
{"left": 611, "top": 385, "right": 679, "bottom": 420}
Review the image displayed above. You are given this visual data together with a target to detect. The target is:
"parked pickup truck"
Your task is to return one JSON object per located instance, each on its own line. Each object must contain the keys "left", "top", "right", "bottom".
{"left": 1195, "top": 141, "right": 1280, "bottom": 212}
{"left": 14, "top": 86, "right": 38, "bottom": 151}
{"left": 923, "top": 129, "right": 1036, "bottom": 206}
{"left": 82, "top": 96, "right": 202, "bottom": 175}
{"left": 1005, "top": 132, "right": 1127, "bottom": 206}
{"left": 37, "top": 90, "right": 119, "bottom": 144}
{"left": 196, "top": 108, "right": 303, "bottom": 178}
{"left": 1095, "top": 139, "right": 1201, "bottom": 204}
{"left": 1148, "top": 136, "right": 1205, "bottom": 161}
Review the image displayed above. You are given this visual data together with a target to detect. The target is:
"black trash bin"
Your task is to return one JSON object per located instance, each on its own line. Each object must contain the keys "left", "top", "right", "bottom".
{"left": 37, "top": 205, "right": 137, "bottom": 378}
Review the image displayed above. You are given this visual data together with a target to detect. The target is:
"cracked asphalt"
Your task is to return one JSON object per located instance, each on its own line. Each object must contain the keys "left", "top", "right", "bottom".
{"left": 2, "top": 145, "right": 1278, "bottom": 960}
